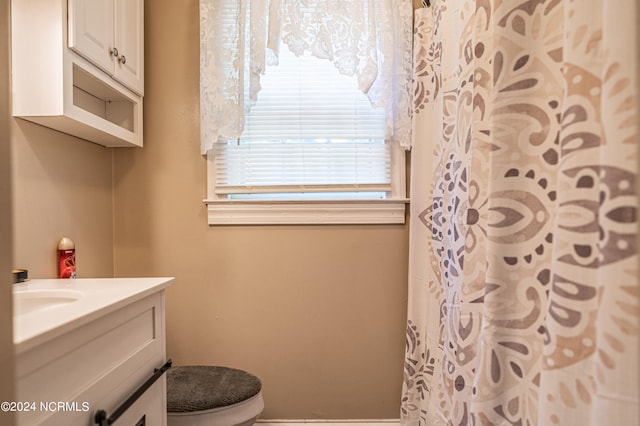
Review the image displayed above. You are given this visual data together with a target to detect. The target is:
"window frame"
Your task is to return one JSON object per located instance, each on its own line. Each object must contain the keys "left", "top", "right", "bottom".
{"left": 204, "top": 142, "right": 408, "bottom": 225}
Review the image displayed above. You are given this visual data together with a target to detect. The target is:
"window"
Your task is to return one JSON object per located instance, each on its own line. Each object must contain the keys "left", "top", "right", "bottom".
{"left": 200, "top": 0, "right": 412, "bottom": 224}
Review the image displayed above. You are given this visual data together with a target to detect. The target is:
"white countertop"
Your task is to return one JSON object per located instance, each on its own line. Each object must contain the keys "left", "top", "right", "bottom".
{"left": 13, "top": 277, "right": 174, "bottom": 353}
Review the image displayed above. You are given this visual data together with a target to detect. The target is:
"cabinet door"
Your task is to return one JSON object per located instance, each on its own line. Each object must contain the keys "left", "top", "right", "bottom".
{"left": 114, "top": 0, "right": 144, "bottom": 95}
{"left": 68, "top": 0, "right": 115, "bottom": 75}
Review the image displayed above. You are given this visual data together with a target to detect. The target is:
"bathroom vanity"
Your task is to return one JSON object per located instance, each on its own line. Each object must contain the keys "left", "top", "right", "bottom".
{"left": 13, "top": 277, "right": 174, "bottom": 426}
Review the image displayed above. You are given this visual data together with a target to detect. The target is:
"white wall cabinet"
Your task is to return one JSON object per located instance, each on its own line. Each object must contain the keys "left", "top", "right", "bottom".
{"left": 69, "top": 0, "right": 144, "bottom": 95}
{"left": 11, "top": 0, "right": 144, "bottom": 147}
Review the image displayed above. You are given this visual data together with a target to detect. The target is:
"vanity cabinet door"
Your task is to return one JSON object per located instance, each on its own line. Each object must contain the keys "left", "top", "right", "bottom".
{"left": 68, "top": 0, "right": 144, "bottom": 95}
{"left": 68, "top": 0, "right": 115, "bottom": 75}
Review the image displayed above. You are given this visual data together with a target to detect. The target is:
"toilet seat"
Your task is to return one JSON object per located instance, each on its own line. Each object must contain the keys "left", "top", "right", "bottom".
{"left": 166, "top": 365, "right": 264, "bottom": 426}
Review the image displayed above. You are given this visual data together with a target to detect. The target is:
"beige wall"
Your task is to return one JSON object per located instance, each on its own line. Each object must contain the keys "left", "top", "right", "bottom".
{"left": 11, "top": 121, "right": 114, "bottom": 278}
{"left": 112, "top": 0, "right": 409, "bottom": 419}
{"left": 0, "top": 0, "right": 15, "bottom": 423}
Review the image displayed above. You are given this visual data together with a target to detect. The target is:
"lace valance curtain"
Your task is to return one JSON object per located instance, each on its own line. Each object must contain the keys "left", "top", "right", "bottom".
{"left": 199, "top": 0, "right": 413, "bottom": 155}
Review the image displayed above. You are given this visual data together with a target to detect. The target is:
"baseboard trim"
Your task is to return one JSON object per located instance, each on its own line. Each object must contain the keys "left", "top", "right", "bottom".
{"left": 257, "top": 420, "right": 400, "bottom": 426}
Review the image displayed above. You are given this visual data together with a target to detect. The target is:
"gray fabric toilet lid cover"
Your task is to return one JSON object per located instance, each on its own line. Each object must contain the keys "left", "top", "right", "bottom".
{"left": 167, "top": 365, "right": 262, "bottom": 413}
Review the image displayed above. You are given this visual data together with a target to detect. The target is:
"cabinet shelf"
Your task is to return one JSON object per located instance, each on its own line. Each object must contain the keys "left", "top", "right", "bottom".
{"left": 73, "top": 64, "right": 135, "bottom": 133}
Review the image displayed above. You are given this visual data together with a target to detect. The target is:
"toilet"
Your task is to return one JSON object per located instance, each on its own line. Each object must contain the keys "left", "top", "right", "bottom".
{"left": 166, "top": 365, "right": 264, "bottom": 426}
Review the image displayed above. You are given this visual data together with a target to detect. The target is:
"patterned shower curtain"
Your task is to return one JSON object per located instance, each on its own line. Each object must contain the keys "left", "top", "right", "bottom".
{"left": 402, "top": 1, "right": 639, "bottom": 425}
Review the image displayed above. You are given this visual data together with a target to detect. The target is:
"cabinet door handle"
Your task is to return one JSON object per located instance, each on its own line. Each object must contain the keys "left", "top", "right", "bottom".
{"left": 110, "top": 47, "right": 119, "bottom": 58}
{"left": 94, "top": 359, "right": 172, "bottom": 426}
{"left": 119, "top": 55, "right": 127, "bottom": 65}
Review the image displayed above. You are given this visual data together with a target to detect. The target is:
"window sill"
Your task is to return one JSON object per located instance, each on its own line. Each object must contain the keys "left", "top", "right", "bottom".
{"left": 203, "top": 199, "right": 409, "bottom": 225}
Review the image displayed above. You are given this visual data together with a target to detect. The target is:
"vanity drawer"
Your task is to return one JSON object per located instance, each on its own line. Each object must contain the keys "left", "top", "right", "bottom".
{"left": 16, "top": 292, "right": 166, "bottom": 425}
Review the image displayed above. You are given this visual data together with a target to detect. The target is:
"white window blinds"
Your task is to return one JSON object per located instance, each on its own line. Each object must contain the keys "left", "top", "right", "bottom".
{"left": 211, "top": 43, "right": 391, "bottom": 197}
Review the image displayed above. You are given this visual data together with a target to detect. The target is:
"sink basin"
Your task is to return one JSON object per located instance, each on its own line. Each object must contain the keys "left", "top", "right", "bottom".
{"left": 14, "top": 289, "right": 84, "bottom": 316}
